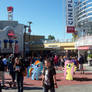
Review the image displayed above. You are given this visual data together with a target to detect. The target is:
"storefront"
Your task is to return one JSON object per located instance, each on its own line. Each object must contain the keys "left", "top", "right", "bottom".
{"left": 0, "top": 21, "right": 24, "bottom": 55}
{"left": 75, "top": 36, "right": 92, "bottom": 62}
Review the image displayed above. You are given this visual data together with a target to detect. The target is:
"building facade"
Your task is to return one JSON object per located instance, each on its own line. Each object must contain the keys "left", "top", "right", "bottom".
{"left": 75, "top": 0, "right": 92, "bottom": 37}
{"left": 74, "top": 0, "right": 92, "bottom": 59}
{"left": 0, "top": 21, "right": 24, "bottom": 55}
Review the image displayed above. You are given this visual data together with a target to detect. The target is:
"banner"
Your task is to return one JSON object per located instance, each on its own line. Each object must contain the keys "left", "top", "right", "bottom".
{"left": 66, "top": 0, "right": 75, "bottom": 33}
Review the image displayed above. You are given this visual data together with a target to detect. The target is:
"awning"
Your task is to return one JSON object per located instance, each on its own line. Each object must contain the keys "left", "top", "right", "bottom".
{"left": 78, "top": 46, "right": 90, "bottom": 50}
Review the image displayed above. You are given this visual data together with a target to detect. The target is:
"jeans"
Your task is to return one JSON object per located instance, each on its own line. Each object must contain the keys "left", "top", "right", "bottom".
{"left": 10, "top": 71, "right": 15, "bottom": 82}
{"left": 43, "top": 85, "right": 55, "bottom": 92}
{"left": 16, "top": 73, "right": 24, "bottom": 92}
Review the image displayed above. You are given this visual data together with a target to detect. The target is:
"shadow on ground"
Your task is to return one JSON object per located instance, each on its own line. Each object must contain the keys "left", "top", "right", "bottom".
{"left": 74, "top": 77, "right": 92, "bottom": 81}
{"left": 3, "top": 86, "right": 43, "bottom": 90}
{"left": 24, "top": 87, "right": 43, "bottom": 90}
{"left": 56, "top": 79, "right": 61, "bottom": 81}
{"left": 84, "top": 73, "right": 92, "bottom": 75}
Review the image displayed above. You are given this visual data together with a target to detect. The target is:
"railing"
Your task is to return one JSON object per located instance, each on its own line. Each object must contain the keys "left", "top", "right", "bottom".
{"left": 75, "top": 35, "right": 92, "bottom": 47}
{"left": 26, "top": 39, "right": 74, "bottom": 45}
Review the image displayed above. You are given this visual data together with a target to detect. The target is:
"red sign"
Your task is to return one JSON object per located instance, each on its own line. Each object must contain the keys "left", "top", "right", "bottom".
{"left": 67, "top": 26, "right": 75, "bottom": 33}
{"left": 7, "top": 6, "right": 13, "bottom": 12}
{"left": 78, "top": 46, "right": 90, "bottom": 50}
{"left": 8, "top": 30, "right": 16, "bottom": 39}
{"left": 28, "top": 28, "right": 31, "bottom": 32}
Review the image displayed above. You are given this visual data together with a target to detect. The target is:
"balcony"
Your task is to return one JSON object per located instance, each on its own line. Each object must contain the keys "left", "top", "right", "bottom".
{"left": 75, "top": 35, "right": 92, "bottom": 48}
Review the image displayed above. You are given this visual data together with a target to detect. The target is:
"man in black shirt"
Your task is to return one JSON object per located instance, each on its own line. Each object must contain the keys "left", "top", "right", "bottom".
{"left": 79, "top": 54, "right": 84, "bottom": 74}
{"left": 42, "top": 59, "right": 58, "bottom": 92}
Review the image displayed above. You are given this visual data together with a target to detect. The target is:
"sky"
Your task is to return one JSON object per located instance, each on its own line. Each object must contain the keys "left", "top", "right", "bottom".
{"left": 0, "top": 0, "right": 72, "bottom": 40}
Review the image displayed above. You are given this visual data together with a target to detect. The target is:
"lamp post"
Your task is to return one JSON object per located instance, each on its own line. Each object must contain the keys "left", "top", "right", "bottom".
{"left": 24, "top": 25, "right": 29, "bottom": 57}
{"left": 28, "top": 21, "right": 32, "bottom": 56}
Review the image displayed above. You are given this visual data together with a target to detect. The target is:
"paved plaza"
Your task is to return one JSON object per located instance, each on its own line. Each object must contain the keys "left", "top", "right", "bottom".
{"left": 2, "top": 64, "right": 92, "bottom": 92}
{"left": 2, "top": 84, "right": 92, "bottom": 92}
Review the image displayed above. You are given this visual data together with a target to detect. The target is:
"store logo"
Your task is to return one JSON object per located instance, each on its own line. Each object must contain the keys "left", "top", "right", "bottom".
{"left": 66, "top": 0, "right": 75, "bottom": 33}
{"left": 8, "top": 30, "right": 16, "bottom": 39}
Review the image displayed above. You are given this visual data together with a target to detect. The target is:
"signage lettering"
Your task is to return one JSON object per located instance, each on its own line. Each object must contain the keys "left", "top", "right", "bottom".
{"left": 66, "top": 0, "right": 75, "bottom": 33}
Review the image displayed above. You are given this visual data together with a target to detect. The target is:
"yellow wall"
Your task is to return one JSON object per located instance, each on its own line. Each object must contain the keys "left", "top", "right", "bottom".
{"left": 44, "top": 42, "right": 75, "bottom": 50}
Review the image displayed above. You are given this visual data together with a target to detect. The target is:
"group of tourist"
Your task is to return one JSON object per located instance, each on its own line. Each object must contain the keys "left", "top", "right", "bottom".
{"left": 0, "top": 53, "right": 85, "bottom": 92}
{"left": 0, "top": 54, "right": 27, "bottom": 92}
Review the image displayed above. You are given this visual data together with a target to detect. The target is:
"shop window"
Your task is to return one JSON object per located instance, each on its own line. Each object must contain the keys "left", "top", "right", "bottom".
{"left": 4, "top": 42, "right": 7, "bottom": 48}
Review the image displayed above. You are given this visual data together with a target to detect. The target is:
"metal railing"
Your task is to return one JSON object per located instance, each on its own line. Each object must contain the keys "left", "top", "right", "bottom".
{"left": 75, "top": 35, "right": 92, "bottom": 47}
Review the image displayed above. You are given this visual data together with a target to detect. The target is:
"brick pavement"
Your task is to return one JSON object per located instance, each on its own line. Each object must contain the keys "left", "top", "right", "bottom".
{"left": 1, "top": 64, "right": 92, "bottom": 92}
{"left": 2, "top": 71, "right": 92, "bottom": 87}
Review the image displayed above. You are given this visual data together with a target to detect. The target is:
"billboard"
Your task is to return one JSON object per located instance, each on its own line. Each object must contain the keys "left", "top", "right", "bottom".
{"left": 66, "top": 0, "right": 75, "bottom": 33}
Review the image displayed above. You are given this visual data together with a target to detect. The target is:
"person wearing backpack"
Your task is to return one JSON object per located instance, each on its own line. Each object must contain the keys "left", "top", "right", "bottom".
{"left": 42, "top": 59, "right": 58, "bottom": 92}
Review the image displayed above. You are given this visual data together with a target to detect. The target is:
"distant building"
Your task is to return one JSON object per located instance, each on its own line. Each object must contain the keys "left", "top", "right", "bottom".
{"left": 74, "top": 0, "right": 92, "bottom": 60}
{"left": 0, "top": 21, "right": 24, "bottom": 55}
{"left": 24, "top": 34, "right": 45, "bottom": 56}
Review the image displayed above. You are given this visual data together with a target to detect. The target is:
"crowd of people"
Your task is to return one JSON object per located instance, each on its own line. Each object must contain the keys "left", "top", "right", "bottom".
{"left": 0, "top": 54, "right": 29, "bottom": 92}
{"left": 0, "top": 53, "right": 85, "bottom": 92}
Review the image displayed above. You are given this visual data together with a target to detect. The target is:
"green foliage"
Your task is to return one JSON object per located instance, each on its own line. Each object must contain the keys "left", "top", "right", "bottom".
{"left": 48, "top": 35, "right": 55, "bottom": 40}
{"left": 88, "top": 54, "right": 92, "bottom": 58}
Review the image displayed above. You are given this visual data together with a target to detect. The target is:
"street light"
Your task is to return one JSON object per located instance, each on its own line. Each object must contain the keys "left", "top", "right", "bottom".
{"left": 24, "top": 25, "right": 29, "bottom": 57}
{"left": 28, "top": 21, "right": 32, "bottom": 56}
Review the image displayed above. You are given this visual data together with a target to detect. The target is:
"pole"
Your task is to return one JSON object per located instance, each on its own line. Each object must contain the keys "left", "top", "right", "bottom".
{"left": 24, "top": 25, "right": 28, "bottom": 58}
{"left": 28, "top": 22, "right": 32, "bottom": 56}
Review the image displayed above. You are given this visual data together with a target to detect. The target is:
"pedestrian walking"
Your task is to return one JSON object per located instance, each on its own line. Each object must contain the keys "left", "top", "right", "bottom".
{"left": 42, "top": 59, "right": 58, "bottom": 92}
{"left": 0, "top": 56, "right": 5, "bottom": 87}
{"left": 59, "top": 56, "right": 64, "bottom": 67}
{"left": 54, "top": 55, "right": 58, "bottom": 70}
{"left": 14, "top": 57, "right": 25, "bottom": 92}
{"left": 8, "top": 57, "right": 16, "bottom": 87}
{"left": 79, "top": 54, "right": 85, "bottom": 74}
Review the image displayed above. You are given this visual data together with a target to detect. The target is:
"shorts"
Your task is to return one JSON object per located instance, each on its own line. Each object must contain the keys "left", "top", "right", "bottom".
{"left": 79, "top": 64, "right": 83, "bottom": 70}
